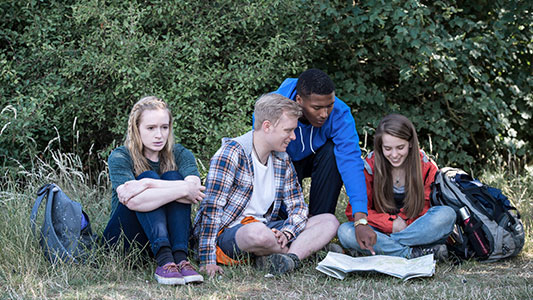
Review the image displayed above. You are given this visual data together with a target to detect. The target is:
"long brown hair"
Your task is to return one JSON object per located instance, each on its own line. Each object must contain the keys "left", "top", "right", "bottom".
{"left": 372, "top": 114, "right": 424, "bottom": 219}
{"left": 125, "top": 96, "right": 176, "bottom": 176}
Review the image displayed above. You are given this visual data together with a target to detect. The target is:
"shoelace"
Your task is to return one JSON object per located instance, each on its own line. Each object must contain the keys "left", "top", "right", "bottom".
{"left": 163, "top": 262, "right": 179, "bottom": 273}
{"left": 177, "top": 260, "right": 194, "bottom": 271}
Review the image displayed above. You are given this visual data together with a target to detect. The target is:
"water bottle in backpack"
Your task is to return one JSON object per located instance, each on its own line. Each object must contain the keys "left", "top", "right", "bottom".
{"left": 459, "top": 207, "right": 490, "bottom": 258}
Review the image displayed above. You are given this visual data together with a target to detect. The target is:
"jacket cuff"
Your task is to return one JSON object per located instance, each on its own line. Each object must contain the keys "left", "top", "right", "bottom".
{"left": 200, "top": 255, "right": 216, "bottom": 267}
{"left": 384, "top": 221, "right": 394, "bottom": 234}
{"left": 398, "top": 211, "right": 408, "bottom": 220}
{"left": 281, "top": 228, "right": 296, "bottom": 242}
{"left": 281, "top": 225, "right": 296, "bottom": 241}
{"left": 199, "top": 246, "right": 217, "bottom": 266}
{"left": 349, "top": 200, "right": 368, "bottom": 216}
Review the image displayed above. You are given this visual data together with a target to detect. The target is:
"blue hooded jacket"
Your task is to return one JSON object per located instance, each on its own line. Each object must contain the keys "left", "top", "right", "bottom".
{"left": 272, "top": 78, "right": 368, "bottom": 215}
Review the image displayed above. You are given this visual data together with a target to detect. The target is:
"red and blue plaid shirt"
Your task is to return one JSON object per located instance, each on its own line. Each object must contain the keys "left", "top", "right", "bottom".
{"left": 193, "top": 131, "right": 308, "bottom": 266}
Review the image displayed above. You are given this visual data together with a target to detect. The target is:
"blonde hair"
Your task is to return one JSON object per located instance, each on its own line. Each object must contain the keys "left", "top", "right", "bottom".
{"left": 372, "top": 114, "right": 424, "bottom": 219}
{"left": 254, "top": 93, "right": 302, "bottom": 130}
{"left": 125, "top": 96, "right": 176, "bottom": 176}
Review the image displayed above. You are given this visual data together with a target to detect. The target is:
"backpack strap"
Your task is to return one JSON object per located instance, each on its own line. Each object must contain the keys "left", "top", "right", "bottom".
{"left": 508, "top": 206, "right": 520, "bottom": 219}
{"left": 30, "top": 184, "right": 54, "bottom": 236}
{"left": 423, "top": 167, "right": 431, "bottom": 185}
{"left": 364, "top": 152, "right": 373, "bottom": 175}
{"left": 430, "top": 170, "right": 448, "bottom": 206}
{"left": 363, "top": 160, "right": 372, "bottom": 175}
{"left": 420, "top": 149, "right": 430, "bottom": 163}
{"left": 461, "top": 184, "right": 503, "bottom": 222}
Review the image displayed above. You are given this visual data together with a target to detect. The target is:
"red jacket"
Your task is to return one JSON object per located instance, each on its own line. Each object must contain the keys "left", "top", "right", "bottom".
{"left": 344, "top": 150, "right": 438, "bottom": 234}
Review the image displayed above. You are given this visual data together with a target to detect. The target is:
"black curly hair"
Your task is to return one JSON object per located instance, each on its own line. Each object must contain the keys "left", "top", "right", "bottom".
{"left": 296, "top": 69, "right": 335, "bottom": 98}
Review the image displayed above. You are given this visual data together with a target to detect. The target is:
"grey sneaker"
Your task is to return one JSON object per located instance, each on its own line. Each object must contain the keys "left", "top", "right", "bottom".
{"left": 411, "top": 244, "right": 448, "bottom": 262}
{"left": 344, "top": 248, "right": 360, "bottom": 257}
{"left": 254, "top": 253, "right": 300, "bottom": 275}
{"left": 324, "top": 242, "right": 344, "bottom": 254}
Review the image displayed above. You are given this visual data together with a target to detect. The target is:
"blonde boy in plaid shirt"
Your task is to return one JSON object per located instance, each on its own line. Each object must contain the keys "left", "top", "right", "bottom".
{"left": 193, "top": 93, "right": 339, "bottom": 277}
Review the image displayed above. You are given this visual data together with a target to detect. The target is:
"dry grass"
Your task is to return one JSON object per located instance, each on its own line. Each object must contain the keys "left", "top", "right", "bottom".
{"left": 0, "top": 152, "right": 531, "bottom": 299}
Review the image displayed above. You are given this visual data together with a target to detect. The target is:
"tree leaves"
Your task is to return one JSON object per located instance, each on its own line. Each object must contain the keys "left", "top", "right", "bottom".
{"left": 312, "top": 0, "right": 532, "bottom": 167}
{"left": 0, "top": 0, "right": 531, "bottom": 174}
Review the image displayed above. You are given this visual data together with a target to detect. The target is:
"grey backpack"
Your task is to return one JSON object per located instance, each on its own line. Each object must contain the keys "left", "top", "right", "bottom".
{"left": 30, "top": 184, "right": 96, "bottom": 263}
{"left": 431, "top": 167, "right": 525, "bottom": 261}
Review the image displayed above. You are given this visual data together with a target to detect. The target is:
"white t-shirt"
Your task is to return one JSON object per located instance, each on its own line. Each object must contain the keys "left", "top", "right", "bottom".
{"left": 229, "top": 150, "right": 275, "bottom": 227}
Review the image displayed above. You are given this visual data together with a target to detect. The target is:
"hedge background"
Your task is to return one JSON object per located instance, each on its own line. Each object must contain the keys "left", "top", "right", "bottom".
{"left": 1, "top": 0, "right": 531, "bottom": 179}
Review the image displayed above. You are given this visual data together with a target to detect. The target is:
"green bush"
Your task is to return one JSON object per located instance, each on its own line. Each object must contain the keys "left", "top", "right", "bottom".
{"left": 1, "top": 0, "right": 531, "bottom": 176}
{"left": 0, "top": 0, "right": 318, "bottom": 173}
{"left": 312, "top": 0, "right": 532, "bottom": 167}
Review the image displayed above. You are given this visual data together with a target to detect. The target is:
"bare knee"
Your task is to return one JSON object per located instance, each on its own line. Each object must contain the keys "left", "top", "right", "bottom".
{"left": 236, "top": 224, "right": 276, "bottom": 249}
{"left": 307, "top": 213, "right": 339, "bottom": 235}
{"left": 310, "top": 213, "right": 339, "bottom": 228}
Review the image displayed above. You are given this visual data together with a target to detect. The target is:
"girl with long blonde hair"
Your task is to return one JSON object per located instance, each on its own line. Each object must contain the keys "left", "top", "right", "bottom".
{"left": 338, "top": 114, "right": 456, "bottom": 260}
{"left": 103, "top": 96, "right": 205, "bottom": 285}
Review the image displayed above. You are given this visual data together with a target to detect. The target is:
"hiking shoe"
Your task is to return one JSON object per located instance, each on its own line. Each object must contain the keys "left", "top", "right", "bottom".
{"left": 323, "top": 242, "right": 344, "bottom": 254}
{"left": 286, "top": 253, "right": 302, "bottom": 269}
{"left": 344, "top": 248, "right": 360, "bottom": 257}
{"left": 255, "top": 253, "right": 300, "bottom": 275}
{"left": 154, "top": 262, "right": 185, "bottom": 285}
{"left": 411, "top": 244, "right": 448, "bottom": 262}
{"left": 177, "top": 260, "right": 204, "bottom": 284}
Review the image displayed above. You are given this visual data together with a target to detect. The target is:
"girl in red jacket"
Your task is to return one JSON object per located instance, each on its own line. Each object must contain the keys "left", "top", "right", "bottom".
{"left": 338, "top": 114, "right": 456, "bottom": 260}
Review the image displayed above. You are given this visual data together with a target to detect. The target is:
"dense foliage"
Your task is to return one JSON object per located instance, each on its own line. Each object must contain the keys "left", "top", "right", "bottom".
{"left": 0, "top": 0, "right": 318, "bottom": 171}
{"left": 1, "top": 0, "right": 531, "bottom": 177}
{"left": 313, "top": 0, "right": 532, "bottom": 165}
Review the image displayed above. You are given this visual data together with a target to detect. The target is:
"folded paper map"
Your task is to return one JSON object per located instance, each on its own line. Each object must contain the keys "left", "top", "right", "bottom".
{"left": 316, "top": 252, "right": 435, "bottom": 281}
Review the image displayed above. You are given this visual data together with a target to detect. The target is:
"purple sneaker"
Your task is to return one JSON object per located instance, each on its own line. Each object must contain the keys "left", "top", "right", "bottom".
{"left": 154, "top": 262, "right": 185, "bottom": 285}
{"left": 177, "top": 260, "right": 204, "bottom": 284}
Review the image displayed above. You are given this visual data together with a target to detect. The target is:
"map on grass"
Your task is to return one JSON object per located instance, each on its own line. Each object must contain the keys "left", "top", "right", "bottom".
{"left": 316, "top": 252, "right": 435, "bottom": 281}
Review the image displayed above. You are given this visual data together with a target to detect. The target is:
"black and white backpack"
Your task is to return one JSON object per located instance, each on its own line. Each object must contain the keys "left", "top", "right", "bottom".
{"left": 430, "top": 167, "right": 525, "bottom": 261}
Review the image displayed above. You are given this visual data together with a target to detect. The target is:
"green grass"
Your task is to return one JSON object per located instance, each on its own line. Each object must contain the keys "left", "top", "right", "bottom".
{"left": 1, "top": 152, "right": 531, "bottom": 299}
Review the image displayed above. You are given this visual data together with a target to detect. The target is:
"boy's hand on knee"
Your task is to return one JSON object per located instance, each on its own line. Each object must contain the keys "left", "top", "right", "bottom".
{"left": 271, "top": 228, "right": 289, "bottom": 248}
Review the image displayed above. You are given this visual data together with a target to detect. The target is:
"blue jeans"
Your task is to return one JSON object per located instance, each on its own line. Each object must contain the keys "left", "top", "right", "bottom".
{"left": 337, "top": 206, "right": 456, "bottom": 258}
{"left": 102, "top": 171, "right": 191, "bottom": 256}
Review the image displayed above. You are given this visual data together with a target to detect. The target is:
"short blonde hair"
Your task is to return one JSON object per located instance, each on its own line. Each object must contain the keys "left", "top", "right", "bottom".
{"left": 254, "top": 93, "right": 302, "bottom": 130}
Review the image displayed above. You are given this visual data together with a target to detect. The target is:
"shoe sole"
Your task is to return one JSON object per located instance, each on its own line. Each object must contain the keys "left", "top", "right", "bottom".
{"left": 154, "top": 274, "right": 185, "bottom": 285}
{"left": 183, "top": 274, "right": 204, "bottom": 284}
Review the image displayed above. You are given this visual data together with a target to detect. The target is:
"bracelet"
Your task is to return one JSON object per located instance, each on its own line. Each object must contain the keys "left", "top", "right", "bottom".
{"left": 282, "top": 231, "right": 292, "bottom": 241}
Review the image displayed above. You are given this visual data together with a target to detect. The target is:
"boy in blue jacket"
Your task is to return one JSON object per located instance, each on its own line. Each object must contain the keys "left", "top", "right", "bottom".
{"left": 273, "top": 69, "right": 376, "bottom": 253}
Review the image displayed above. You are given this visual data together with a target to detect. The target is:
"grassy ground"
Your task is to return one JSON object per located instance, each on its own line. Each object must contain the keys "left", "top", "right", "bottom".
{"left": 1, "top": 152, "right": 531, "bottom": 299}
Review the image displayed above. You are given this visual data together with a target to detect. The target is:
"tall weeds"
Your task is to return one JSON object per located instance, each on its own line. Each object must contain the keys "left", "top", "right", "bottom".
{"left": 0, "top": 150, "right": 148, "bottom": 299}
{"left": 1, "top": 149, "right": 531, "bottom": 299}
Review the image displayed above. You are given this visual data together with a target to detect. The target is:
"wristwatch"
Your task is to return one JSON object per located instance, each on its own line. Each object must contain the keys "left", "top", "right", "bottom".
{"left": 353, "top": 218, "right": 368, "bottom": 228}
